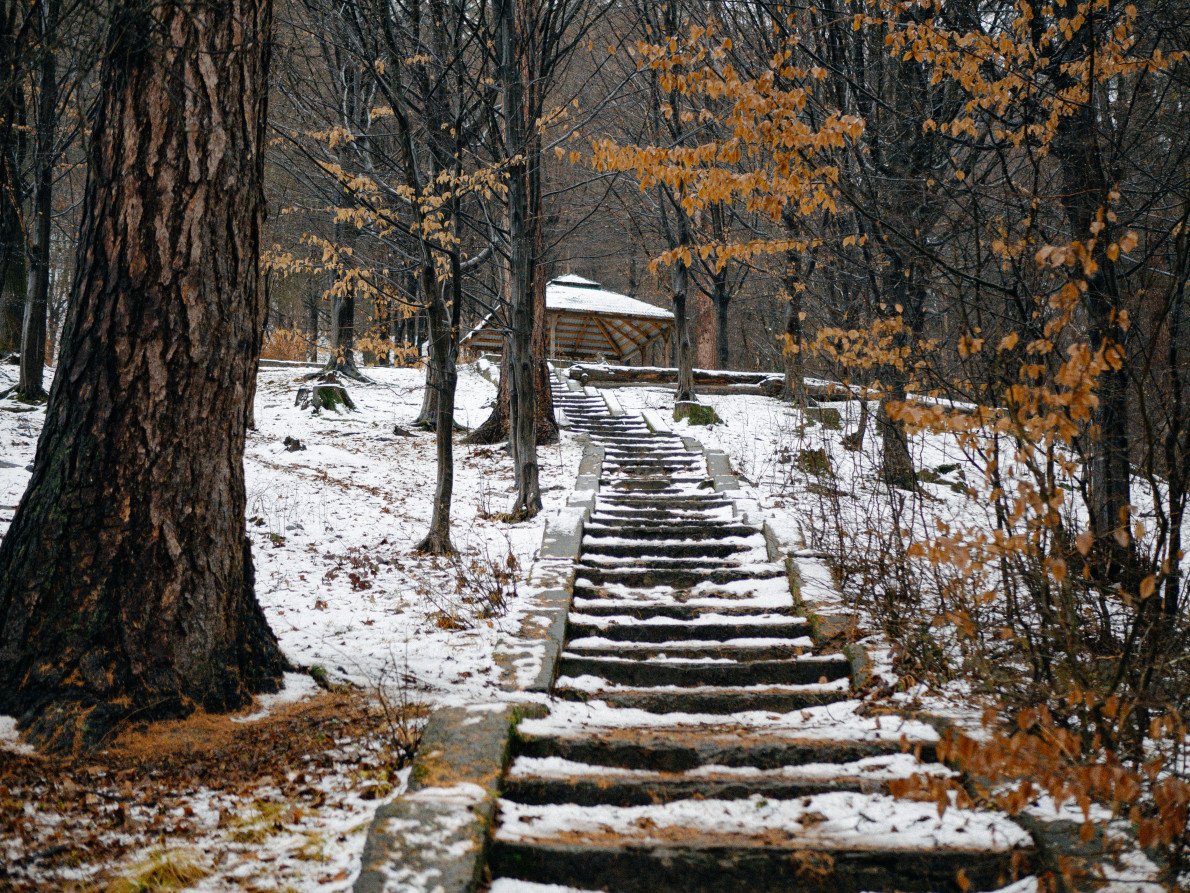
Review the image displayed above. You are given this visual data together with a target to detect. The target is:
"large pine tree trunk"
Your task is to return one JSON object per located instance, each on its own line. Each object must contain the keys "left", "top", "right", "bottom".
{"left": 0, "top": 0, "right": 285, "bottom": 755}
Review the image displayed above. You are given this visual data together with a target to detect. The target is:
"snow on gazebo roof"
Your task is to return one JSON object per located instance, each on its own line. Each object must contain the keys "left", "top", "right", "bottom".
{"left": 546, "top": 275, "right": 673, "bottom": 321}
{"left": 461, "top": 275, "right": 674, "bottom": 362}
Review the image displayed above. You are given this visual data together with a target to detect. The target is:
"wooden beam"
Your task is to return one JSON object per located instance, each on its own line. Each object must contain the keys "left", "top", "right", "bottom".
{"left": 592, "top": 315, "right": 626, "bottom": 362}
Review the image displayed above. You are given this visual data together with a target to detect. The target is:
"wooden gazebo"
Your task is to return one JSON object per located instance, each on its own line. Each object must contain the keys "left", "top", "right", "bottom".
{"left": 461, "top": 274, "right": 674, "bottom": 365}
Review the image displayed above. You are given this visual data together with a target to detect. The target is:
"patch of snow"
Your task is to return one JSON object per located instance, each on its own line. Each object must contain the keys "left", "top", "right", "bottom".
{"left": 0, "top": 715, "right": 34, "bottom": 755}
{"left": 231, "top": 671, "right": 321, "bottom": 723}
{"left": 495, "top": 792, "right": 1032, "bottom": 852}
{"left": 518, "top": 699, "right": 941, "bottom": 743}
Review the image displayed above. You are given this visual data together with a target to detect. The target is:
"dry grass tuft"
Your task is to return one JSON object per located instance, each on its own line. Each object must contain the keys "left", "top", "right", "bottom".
{"left": 103, "top": 847, "right": 208, "bottom": 892}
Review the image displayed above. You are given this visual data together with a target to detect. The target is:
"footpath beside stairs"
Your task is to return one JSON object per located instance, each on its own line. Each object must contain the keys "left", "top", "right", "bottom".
{"left": 484, "top": 373, "right": 1035, "bottom": 893}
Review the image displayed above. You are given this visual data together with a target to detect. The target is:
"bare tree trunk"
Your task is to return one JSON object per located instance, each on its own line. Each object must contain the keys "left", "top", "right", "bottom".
{"left": 780, "top": 232, "right": 807, "bottom": 406}
{"left": 711, "top": 266, "right": 730, "bottom": 369}
{"left": 0, "top": 0, "right": 285, "bottom": 755}
{"left": 305, "top": 288, "right": 319, "bottom": 362}
{"left": 466, "top": 278, "right": 557, "bottom": 446}
{"left": 0, "top": 1, "right": 25, "bottom": 355}
{"left": 17, "top": 0, "right": 57, "bottom": 402}
{"left": 672, "top": 258, "right": 696, "bottom": 403}
{"left": 1163, "top": 273, "right": 1186, "bottom": 614}
{"left": 1053, "top": 90, "right": 1133, "bottom": 579}
{"left": 502, "top": 0, "right": 540, "bottom": 517}
{"left": 416, "top": 281, "right": 457, "bottom": 552}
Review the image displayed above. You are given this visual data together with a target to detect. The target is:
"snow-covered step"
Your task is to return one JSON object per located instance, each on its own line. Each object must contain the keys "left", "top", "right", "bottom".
{"left": 503, "top": 752, "right": 954, "bottom": 806}
{"left": 574, "top": 563, "right": 787, "bottom": 588}
{"left": 489, "top": 795, "right": 1034, "bottom": 893}
{"left": 577, "top": 547, "right": 769, "bottom": 568}
{"left": 590, "top": 508, "right": 737, "bottom": 524}
{"left": 601, "top": 476, "right": 708, "bottom": 490}
{"left": 583, "top": 521, "right": 760, "bottom": 540}
{"left": 567, "top": 597, "right": 798, "bottom": 619}
{"left": 582, "top": 532, "right": 762, "bottom": 547}
{"left": 552, "top": 676, "right": 852, "bottom": 714}
{"left": 596, "top": 492, "right": 731, "bottom": 506}
{"left": 604, "top": 447, "right": 694, "bottom": 461}
{"left": 565, "top": 614, "right": 811, "bottom": 643}
{"left": 563, "top": 636, "right": 818, "bottom": 661}
{"left": 556, "top": 652, "right": 851, "bottom": 688}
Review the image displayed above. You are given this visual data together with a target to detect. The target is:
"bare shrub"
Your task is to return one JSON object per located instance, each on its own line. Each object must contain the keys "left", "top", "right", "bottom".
{"left": 417, "top": 537, "right": 521, "bottom": 630}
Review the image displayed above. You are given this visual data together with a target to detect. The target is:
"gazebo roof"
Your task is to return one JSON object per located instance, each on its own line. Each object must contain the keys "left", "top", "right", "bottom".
{"left": 546, "top": 274, "right": 673, "bottom": 321}
{"left": 462, "top": 277, "right": 673, "bottom": 362}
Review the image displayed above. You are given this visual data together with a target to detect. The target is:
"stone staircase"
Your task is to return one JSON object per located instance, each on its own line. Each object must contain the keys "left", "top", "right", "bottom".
{"left": 483, "top": 375, "right": 1035, "bottom": 893}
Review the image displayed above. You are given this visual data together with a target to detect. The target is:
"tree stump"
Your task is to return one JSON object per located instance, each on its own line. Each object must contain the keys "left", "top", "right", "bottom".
{"left": 297, "top": 371, "right": 356, "bottom": 415}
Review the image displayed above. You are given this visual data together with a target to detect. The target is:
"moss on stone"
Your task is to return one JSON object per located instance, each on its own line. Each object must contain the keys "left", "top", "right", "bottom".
{"left": 673, "top": 401, "right": 720, "bottom": 426}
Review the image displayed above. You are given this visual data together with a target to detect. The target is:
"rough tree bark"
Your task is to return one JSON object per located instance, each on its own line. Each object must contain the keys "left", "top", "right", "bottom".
{"left": 305, "top": 287, "right": 320, "bottom": 363}
{"left": 464, "top": 297, "right": 558, "bottom": 444}
{"left": 497, "top": 0, "right": 548, "bottom": 517}
{"left": 416, "top": 270, "right": 459, "bottom": 553}
{"left": 17, "top": 0, "right": 58, "bottom": 402}
{"left": 0, "top": 0, "right": 286, "bottom": 755}
{"left": 1052, "top": 67, "right": 1134, "bottom": 579}
{"left": 878, "top": 255, "right": 922, "bottom": 489}
{"left": 711, "top": 265, "right": 731, "bottom": 370}
{"left": 672, "top": 258, "right": 696, "bottom": 404}
{"left": 0, "top": 0, "right": 25, "bottom": 355}
{"left": 779, "top": 210, "right": 810, "bottom": 406}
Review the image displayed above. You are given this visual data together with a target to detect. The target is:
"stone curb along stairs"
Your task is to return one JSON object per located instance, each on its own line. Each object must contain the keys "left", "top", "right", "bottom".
{"left": 356, "top": 368, "right": 1038, "bottom": 893}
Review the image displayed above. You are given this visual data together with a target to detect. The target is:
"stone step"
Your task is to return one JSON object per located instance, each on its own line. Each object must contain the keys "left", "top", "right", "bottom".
{"left": 595, "top": 499, "right": 733, "bottom": 513}
{"left": 556, "top": 654, "right": 851, "bottom": 687}
{"left": 489, "top": 799, "right": 1034, "bottom": 893}
{"left": 565, "top": 616, "right": 811, "bottom": 642}
{"left": 584, "top": 522, "right": 759, "bottom": 540}
{"left": 563, "top": 637, "right": 816, "bottom": 661}
{"left": 580, "top": 430, "right": 655, "bottom": 439}
{"left": 580, "top": 541, "right": 754, "bottom": 560}
{"left": 551, "top": 681, "right": 852, "bottom": 714}
{"left": 571, "top": 418, "right": 648, "bottom": 426}
{"left": 602, "top": 447, "right": 691, "bottom": 457}
{"left": 502, "top": 752, "right": 952, "bottom": 806}
{"left": 573, "top": 419, "right": 647, "bottom": 427}
{"left": 513, "top": 724, "right": 939, "bottom": 773}
{"left": 600, "top": 478, "right": 702, "bottom": 489}
{"left": 598, "top": 490, "right": 725, "bottom": 502}
{"left": 590, "top": 508, "right": 735, "bottom": 523}
{"left": 589, "top": 433, "right": 666, "bottom": 442}
{"left": 604, "top": 452, "right": 700, "bottom": 462}
{"left": 566, "top": 599, "right": 796, "bottom": 620}
{"left": 602, "top": 464, "right": 702, "bottom": 475}
{"left": 602, "top": 460, "right": 696, "bottom": 469}
{"left": 578, "top": 553, "right": 759, "bottom": 569}
{"left": 574, "top": 565, "right": 785, "bottom": 588}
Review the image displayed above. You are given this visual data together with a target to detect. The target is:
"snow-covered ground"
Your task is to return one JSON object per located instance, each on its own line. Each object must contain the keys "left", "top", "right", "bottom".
{"left": 1, "top": 366, "right": 1181, "bottom": 890}
{"left": 0, "top": 360, "right": 583, "bottom": 891}
{"left": 2, "top": 362, "right": 582, "bottom": 700}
